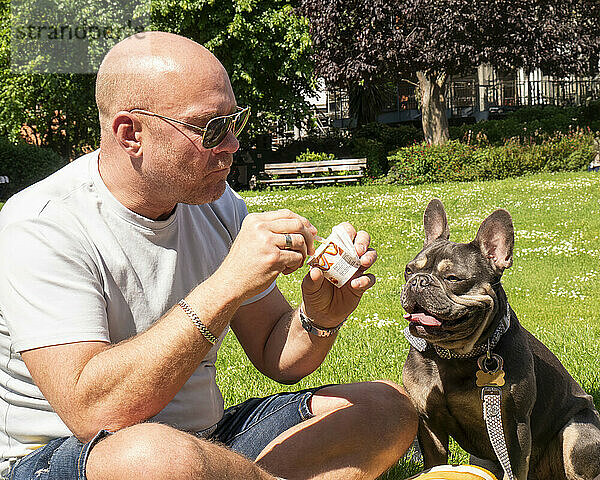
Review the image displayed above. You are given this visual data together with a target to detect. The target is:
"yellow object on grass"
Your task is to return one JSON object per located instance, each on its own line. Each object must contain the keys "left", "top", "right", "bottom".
{"left": 407, "top": 464, "right": 498, "bottom": 480}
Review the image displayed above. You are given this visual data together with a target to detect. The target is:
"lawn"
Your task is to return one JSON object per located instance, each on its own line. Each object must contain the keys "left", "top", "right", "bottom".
{"left": 1, "top": 171, "right": 598, "bottom": 478}
{"left": 218, "top": 171, "right": 600, "bottom": 479}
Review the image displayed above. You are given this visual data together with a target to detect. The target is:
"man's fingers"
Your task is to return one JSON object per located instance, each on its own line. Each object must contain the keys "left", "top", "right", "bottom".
{"left": 354, "top": 230, "right": 371, "bottom": 257}
{"left": 257, "top": 210, "right": 316, "bottom": 235}
{"left": 350, "top": 273, "right": 376, "bottom": 292}
{"left": 301, "top": 266, "right": 325, "bottom": 293}
{"left": 275, "top": 232, "right": 308, "bottom": 258}
{"left": 267, "top": 217, "right": 317, "bottom": 256}
{"left": 257, "top": 208, "right": 303, "bottom": 221}
{"left": 339, "top": 222, "right": 357, "bottom": 242}
{"left": 337, "top": 224, "right": 369, "bottom": 257}
{"left": 359, "top": 248, "right": 377, "bottom": 269}
{"left": 279, "top": 250, "right": 306, "bottom": 275}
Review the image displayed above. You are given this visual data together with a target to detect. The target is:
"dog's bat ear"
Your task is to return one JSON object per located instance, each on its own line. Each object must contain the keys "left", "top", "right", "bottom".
{"left": 473, "top": 209, "right": 514, "bottom": 272}
{"left": 424, "top": 198, "right": 450, "bottom": 246}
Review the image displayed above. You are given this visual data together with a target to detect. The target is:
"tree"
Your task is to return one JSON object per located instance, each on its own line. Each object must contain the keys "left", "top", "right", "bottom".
{"left": 299, "top": 0, "right": 600, "bottom": 145}
{"left": 0, "top": 0, "right": 141, "bottom": 157}
{"left": 348, "top": 82, "right": 391, "bottom": 128}
{"left": 151, "top": 0, "right": 315, "bottom": 137}
{"left": 0, "top": 0, "right": 315, "bottom": 158}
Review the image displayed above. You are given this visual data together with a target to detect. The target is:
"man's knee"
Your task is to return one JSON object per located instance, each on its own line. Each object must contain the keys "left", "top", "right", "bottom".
{"left": 311, "top": 380, "right": 418, "bottom": 437}
{"left": 86, "top": 423, "right": 206, "bottom": 480}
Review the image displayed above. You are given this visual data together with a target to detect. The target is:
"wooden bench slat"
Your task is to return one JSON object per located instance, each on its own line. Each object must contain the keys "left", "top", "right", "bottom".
{"left": 268, "top": 158, "right": 366, "bottom": 169}
{"left": 250, "top": 158, "right": 366, "bottom": 189}
{"left": 257, "top": 175, "right": 364, "bottom": 185}
{"left": 264, "top": 165, "right": 364, "bottom": 175}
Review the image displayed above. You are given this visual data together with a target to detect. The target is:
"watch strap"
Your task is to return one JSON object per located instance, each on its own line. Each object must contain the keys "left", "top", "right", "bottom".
{"left": 299, "top": 307, "right": 345, "bottom": 338}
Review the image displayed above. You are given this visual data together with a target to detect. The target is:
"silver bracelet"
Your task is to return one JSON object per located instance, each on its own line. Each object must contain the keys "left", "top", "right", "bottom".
{"left": 178, "top": 299, "right": 218, "bottom": 345}
{"left": 299, "top": 306, "right": 346, "bottom": 338}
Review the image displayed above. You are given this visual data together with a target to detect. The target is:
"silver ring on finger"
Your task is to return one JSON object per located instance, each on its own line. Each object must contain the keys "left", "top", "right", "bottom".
{"left": 283, "top": 233, "right": 293, "bottom": 250}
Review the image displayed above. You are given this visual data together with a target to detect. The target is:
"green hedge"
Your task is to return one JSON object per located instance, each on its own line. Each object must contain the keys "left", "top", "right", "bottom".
{"left": 269, "top": 104, "right": 599, "bottom": 180}
{"left": 0, "top": 138, "right": 67, "bottom": 200}
{"left": 294, "top": 149, "right": 335, "bottom": 162}
{"left": 385, "top": 131, "right": 596, "bottom": 185}
{"left": 351, "top": 123, "right": 423, "bottom": 177}
{"left": 272, "top": 123, "right": 422, "bottom": 178}
{"left": 352, "top": 122, "right": 423, "bottom": 151}
{"left": 449, "top": 102, "right": 600, "bottom": 146}
{"left": 269, "top": 131, "right": 354, "bottom": 164}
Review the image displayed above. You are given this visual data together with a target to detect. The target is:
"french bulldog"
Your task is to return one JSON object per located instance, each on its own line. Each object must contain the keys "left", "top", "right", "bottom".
{"left": 401, "top": 199, "right": 600, "bottom": 480}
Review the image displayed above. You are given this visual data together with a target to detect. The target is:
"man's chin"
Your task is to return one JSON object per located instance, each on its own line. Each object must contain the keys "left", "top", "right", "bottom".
{"left": 185, "top": 179, "right": 228, "bottom": 205}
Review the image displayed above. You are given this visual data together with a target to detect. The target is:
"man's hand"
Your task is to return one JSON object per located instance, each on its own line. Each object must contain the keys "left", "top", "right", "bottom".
{"left": 301, "top": 223, "right": 377, "bottom": 328}
{"left": 218, "top": 209, "right": 318, "bottom": 301}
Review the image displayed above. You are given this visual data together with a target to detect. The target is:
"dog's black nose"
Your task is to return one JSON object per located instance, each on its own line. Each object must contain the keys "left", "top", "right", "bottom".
{"left": 410, "top": 274, "right": 432, "bottom": 290}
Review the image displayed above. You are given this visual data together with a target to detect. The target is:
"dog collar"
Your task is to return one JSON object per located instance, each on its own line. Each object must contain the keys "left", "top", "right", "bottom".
{"left": 403, "top": 303, "right": 511, "bottom": 359}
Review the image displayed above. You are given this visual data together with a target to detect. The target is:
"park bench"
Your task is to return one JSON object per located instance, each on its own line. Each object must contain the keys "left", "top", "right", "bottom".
{"left": 250, "top": 158, "right": 367, "bottom": 190}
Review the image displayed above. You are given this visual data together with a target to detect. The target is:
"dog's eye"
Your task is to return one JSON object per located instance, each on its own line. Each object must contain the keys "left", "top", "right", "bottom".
{"left": 445, "top": 275, "right": 462, "bottom": 282}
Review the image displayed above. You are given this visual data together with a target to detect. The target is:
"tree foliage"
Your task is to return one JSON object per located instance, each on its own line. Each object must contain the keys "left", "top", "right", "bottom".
{"left": 0, "top": 0, "right": 98, "bottom": 158}
{"left": 151, "top": 0, "right": 315, "bottom": 135}
{"left": 0, "top": 0, "right": 315, "bottom": 158}
{"left": 300, "top": 0, "right": 600, "bottom": 144}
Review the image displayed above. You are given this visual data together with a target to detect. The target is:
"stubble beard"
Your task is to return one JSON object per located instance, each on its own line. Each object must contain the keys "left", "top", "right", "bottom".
{"left": 157, "top": 155, "right": 231, "bottom": 207}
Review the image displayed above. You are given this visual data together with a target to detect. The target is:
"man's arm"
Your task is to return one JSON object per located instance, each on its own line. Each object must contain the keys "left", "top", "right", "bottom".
{"left": 21, "top": 271, "right": 243, "bottom": 442}
{"left": 231, "top": 224, "right": 377, "bottom": 384}
{"left": 231, "top": 288, "right": 337, "bottom": 384}
{"left": 17, "top": 209, "right": 317, "bottom": 442}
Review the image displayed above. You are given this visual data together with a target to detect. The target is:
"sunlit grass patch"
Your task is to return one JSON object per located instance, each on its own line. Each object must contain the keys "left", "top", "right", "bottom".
{"left": 219, "top": 171, "right": 600, "bottom": 479}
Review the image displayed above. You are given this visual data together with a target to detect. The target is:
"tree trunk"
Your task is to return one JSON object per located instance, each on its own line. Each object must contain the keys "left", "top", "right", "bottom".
{"left": 417, "top": 71, "right": 449, "bottom": 145}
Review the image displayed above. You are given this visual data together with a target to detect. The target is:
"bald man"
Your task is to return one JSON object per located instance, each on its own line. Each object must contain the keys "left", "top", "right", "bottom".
{"left": 0, "top": 32, "right": 417, "bottom": 480}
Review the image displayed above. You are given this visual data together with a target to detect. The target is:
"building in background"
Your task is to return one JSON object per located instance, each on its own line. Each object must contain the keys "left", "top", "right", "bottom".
{"left": 293, "top": 66, "right": 600, "bottom": 140}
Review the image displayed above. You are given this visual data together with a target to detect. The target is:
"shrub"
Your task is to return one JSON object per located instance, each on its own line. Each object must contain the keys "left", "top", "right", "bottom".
{"left": 449, "top": 104, "right": 595, "bottom": 146}
{"left": 295, "top": 149, "right": 335, "bottom": 162}
{"left": 0, "top": 138, "right": 67, "bottom": 200}
{"left": 385, "top": 131, "right": 595, "bottom": 185}
{"left": 350, "top": 138, "right": 388, "bottom": 177}
{"left": 541, "top": 132, "right": 596, "bottom": 172}
{"left": 352, "top": 122, "right": 423, "bottom": 150}
{"left": 385, "top": 140, "right": 478, "bottom": 185}
{"left": 271, "top": 130, "right": 354, "bottom": 163}
{"left": 578, "top": 101, "right": 600, "bottom": 132}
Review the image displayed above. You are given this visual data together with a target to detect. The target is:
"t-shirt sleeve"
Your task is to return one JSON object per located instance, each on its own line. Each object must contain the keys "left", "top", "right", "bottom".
{"left": 0, "top": 218, "right": 110, "bottom": 352}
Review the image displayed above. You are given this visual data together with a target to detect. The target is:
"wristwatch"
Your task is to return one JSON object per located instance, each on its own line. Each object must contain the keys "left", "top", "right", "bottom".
{"left": 299, "top": 307, "right": 346, "bottom": 338}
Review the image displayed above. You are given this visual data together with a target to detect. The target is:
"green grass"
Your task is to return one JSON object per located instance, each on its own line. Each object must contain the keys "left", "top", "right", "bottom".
{"left": 217, "top": 171, "right": 600, "bottom": 479}
{"left": 2, "top": 173, "right": 598, "bottom": 478}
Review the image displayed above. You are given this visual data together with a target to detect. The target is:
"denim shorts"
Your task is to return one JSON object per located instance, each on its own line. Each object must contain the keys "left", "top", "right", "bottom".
{"left": 5, "top": 386, "right": 324, "bottom": 480}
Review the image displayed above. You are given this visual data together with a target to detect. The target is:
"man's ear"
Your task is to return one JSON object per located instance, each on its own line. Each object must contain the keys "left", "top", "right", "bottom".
{"left": 112, "top": 112, "right": 143, "bottom": 157}
{"left": 472, "top": 209, "right": 514, "bottom": 272}
{"left": 423, "top": 198, "right": 450, "bottom": 246}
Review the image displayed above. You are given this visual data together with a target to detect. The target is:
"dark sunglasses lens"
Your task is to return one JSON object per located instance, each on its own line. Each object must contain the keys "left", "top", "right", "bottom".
{"left": 232, "top": 108, "right": 250, "bottom": 136}
{"left": 202, "top": 117, "right": 230, "bottom": 149}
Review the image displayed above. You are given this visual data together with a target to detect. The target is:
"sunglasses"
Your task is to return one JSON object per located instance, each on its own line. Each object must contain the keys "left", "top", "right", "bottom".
{"left": 129, "top": 106, "right": 251, "bottom": 149}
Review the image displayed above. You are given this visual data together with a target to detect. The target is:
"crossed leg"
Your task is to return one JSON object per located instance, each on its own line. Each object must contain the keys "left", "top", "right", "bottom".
{"left": 86, "top": 380, "right": 418, "bottom": 480}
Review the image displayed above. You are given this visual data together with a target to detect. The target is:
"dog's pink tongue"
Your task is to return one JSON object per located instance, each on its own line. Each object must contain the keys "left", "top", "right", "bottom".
{"left": 404, "top": 312, "right": 442, "bottom": 327}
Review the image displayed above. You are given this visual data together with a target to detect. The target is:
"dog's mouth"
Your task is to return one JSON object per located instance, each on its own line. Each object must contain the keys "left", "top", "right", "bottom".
{"left": 403, "top": 306, "right": 443, "bottom": 327}
{"left": 402, "top": 304, "right": 472, "bottom": 331}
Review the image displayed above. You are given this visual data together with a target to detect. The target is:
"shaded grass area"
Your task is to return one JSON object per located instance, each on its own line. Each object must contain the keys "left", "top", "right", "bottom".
{"left": 218, "top": 171, "right": 600, "bottom": 479}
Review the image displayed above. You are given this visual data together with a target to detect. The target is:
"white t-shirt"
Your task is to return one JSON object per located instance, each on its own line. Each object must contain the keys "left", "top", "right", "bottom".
{"left": 0, "top": 150, "right": 273, "bottom": 460}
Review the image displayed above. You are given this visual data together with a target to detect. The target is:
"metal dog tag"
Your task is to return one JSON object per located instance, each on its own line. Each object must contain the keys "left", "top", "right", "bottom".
{"left": 476, "top": 353, "right": 506, "bottom": 387}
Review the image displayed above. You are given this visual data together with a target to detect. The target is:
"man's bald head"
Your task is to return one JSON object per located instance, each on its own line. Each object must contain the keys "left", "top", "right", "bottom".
{"left": 95, "top": 32, "right": 231, "bottom": 132}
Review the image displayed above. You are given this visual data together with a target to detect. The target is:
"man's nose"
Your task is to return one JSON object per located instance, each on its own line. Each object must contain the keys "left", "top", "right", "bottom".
{"left": 211, "top": 131, "right": 239, "bottom": 154}
{"left": 410, "top": 274, "right": 432, "bottom": 290}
